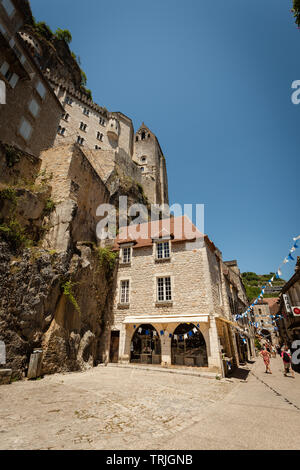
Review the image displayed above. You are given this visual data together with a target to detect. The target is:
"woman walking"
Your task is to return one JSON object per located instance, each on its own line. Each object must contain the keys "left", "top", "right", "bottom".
{"left": 260, "top": 346, "right": 272, "bottom": 374}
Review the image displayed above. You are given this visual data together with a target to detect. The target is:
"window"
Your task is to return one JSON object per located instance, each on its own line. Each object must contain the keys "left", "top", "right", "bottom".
{"left": 83, "top": 107, "right": 89, "bottom": 116}
{"left": 141, "top": 156, "right": 147, "bottom": 163}
{"left": 122, "top": 247, "right": 131, "bottom": 264}
{"left": 28, "top": 98, "right": 40, "bottom": 118}
{"left": 157, "top": 277, "right": 172, "bottom": 302}
{"left": 63, "top": 113, "right": 69, "bottom": 121}
{"left": 95, "top": 145, "right": 101, "bottom": 150}
{"left": 140, "top": 167, "right": 144, "bottom": 172}
{"left": 136, "top": 136, "right": 138, "bottom": 142}
{"left": 77, "top": 136, "right": 84, "bottom": 146}
{"left": 120, "top": 280, "right": 130, "bottom": 304}
{"left": 2, "top": 0, "right": 15, "bottom": 17}
{"left": 65, "top": 96, "right": 73, "bottom": 106}
{"left": 0, "top": 61, "right": 9, "bottom": 77}
{"left": 35, "top": 81, "right": 46, "bottom": 99}
{"left": 80, "top": 122, "right": 87, "bottom": 131}
{"left": 58, "top": 126, "right": 66, "bottom": 136}
{"left": 19, "top": 118, "right": 32, "bottom": 141}
{"left": 156, "top": 241, "right": 170, "bottom": 259}
{"left": 141, "top": 131, "right": 145, "bottom": 140}
{"left": 97, "top": 132, "right": 103, "bottom": 141}
{"left": 99, "top": 117, "right": 105, "bottom": 126}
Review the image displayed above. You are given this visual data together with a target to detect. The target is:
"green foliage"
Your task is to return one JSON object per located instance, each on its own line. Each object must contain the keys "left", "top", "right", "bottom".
{"left": 292, "top": 0, "right": 300, "bottom": 27}
{"left": 34, "top": 21, "right": 53, "bottom": 41}
{"left": 80, "top": 69, "right": 87, "bottom": 86}
{"left": 61, "top": 280, "right": 81, "bottom": 314}
{"left": 242, "top": 271, "right": 285, "bottom": 301}
{"left": 97, "top": 247, "right": 118, "bottom": 281}
{"left": 43, "top": 198, "right": 56, "bottom": 216}
{"left": 255, "top": 338, "right": 262, "bottom": 351}
{"left": 0, "top": 219, "right": 28, "bottom": 250}
{"left": 55, "top": 28, "right": 72, "bottom": 44}
{"left": 0, "top": 188, "right": 17, "bottom": 206}
{"left": 4, "top": 145, "right": 22, "bottom": 168}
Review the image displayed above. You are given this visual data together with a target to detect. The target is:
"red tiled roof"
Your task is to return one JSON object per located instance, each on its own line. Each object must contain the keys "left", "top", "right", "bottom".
{"left": 113, "top": 216, "right": 214, "bottom": 251}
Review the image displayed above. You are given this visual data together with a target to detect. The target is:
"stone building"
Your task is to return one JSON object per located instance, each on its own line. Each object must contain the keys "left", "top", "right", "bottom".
{"left": 252, "top": 298, "right": 280, "bottom": 345}
{"left": 0, "top": 0, "right": 63, "bottom": 157}
{"left": 109, "top": 216, "right": 254, "bottom": 376}
{"left": 277, "top": 257, "right": 300, "bottom": 346}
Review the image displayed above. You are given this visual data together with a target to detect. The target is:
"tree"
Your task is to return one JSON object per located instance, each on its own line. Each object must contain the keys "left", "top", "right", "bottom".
{"left": 292, "top": 0, "right": 300, "bottom": 27}
{"left": 55, "top": 28, "right": 72, "bottom": 44}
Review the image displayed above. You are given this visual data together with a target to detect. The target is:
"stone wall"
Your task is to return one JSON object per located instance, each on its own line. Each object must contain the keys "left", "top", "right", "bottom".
{"left": 0, "top": 241, "right": 117, "bottom": 379}
{"left": 38, "top": 143, "right": 110, "bottom": 252}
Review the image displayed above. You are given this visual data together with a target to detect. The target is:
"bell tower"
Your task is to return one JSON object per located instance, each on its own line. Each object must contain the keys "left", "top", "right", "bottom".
{"left": 133, "top": 123, "right": 169, "bottom": 206}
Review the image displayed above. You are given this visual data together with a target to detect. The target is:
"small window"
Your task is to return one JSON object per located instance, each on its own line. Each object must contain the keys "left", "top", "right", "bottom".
{"left": 122, "top": 247, "right": 131, "bottom": 264}
{"left": 136, "top": 136, "right": 138, "bottom": 142}
{"left": 157, "top": 277, "right": 172, "bottom": 302}
{"left": 0, "top": 61, "right": 9, "bottom": 77}
{"left": 120, "top": 280, "right": 130, "bottom": 304}
{"left": 65, "top": 96, "right": 73, "bottom": 106}
{"left": 80, "top": 122, "right": 87, "bottom": 131}
{"left": 95, "top": 145, "right": 101, "bottom": 150}
{"left": 19, "top": 118, "right": 32, "bottom": 141}
{"left": 4, "top": 68, "right": 13, "bottom": 82}
{"left": 140, "top": 167, "right": 144, "bottom": 172}
{"left": 83, "top": 107, "right": 89, "bottom": 116}
{"left": 141, "top": 156, "right": 147, "bottom": 163}
{"left": 36, "top": 81, "right": 46, "bottom": 99}
{"left": 77, "top": 136, "right": 84, "bottom": 146}
{"left": 28, "top": 98, "right": 40, "bottom": 118}
{"left": 2, "top": 0, "right": 15, "bottom": 17}
{"left": 58, "top": 126, "right": 66, "bottom": 136}
{"left": 63, "top": 113, "right": 69, "bottom": 121}
{"left": 141, "top": 131, "right": 145, "bottom": 140}
{"left": 156, "top": 241, "right": 170, "bottom": 259}
{"left": 97, "top": 131, "right": 103, "bottom": 141}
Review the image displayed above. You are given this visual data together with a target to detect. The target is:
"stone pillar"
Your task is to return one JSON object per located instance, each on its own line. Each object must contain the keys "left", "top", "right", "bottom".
{"left": 207, "top": 316, "right": 222, "bottom": 372}
{"left": 119, "top": 323, "right": 132, "bottom": 363}
{"left": 160, "top": 333, "right": 172, "bottom": 365}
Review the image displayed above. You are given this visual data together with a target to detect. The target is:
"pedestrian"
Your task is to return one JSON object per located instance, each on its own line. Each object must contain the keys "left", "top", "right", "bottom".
{"left": 260, "top": 346, "right": 272, "bottom": 374}
{"left": 281, "top": 346, "right": 295, "bottom": 378}
{"left": 271, "top": 345, "right": 276, "bottom": 358}
{"left": 276, "top": 344, "right": 281, "bottom": 356}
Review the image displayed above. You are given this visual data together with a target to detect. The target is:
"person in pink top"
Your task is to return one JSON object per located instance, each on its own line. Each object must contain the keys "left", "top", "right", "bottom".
{"left": 281, "top": 346, "right": 295, "bottom": 378}
{"left": 260, "top": 346, "right": 272, "bottom": 374}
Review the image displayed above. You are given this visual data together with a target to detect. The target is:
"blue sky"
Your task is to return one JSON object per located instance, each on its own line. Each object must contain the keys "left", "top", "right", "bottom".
{"left": 30, "top": 0, "right": 300, "bottom": 278}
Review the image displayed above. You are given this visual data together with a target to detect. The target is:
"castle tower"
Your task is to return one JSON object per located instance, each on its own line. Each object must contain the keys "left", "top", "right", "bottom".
{"left": 133, "top": 123, "right": 169, "bottom": 206}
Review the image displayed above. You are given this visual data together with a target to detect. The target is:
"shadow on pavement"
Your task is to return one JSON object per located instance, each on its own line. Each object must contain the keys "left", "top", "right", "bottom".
{"left": 229, "top": 367, "right": 250, "bottom": 381}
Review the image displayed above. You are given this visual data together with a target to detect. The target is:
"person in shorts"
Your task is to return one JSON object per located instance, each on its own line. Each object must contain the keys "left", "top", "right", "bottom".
{"left": 281, "top": 346, "right": 295, "bottom": 378}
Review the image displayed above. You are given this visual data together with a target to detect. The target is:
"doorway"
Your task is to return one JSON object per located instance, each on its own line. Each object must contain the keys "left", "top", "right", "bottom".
{"left": 110, "top": 331, "right": 120, "bottom": 363}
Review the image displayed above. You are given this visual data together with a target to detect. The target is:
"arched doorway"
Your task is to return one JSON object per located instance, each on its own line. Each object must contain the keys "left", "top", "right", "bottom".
{"left": 130, "top": 324, "right": 161, "bottom": 364}
{"left": 260, "top": 329, "right": 272, "bottom": 344}
{"left": 171, "top": 323, "right": 208, "bottom": 367}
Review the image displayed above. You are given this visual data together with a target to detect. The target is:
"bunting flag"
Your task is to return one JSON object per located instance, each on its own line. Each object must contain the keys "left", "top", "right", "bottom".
{"left": 138, "top": 327, "right": 142, "bottom": 333}
{"left": 174, "top": 334, "right": 178, "bottom": 340}
{"left": 293, "top": 235, "right": 300, "bottom": 241}
{"left": 184, "top": 333, "right": 188, "bottom": 339}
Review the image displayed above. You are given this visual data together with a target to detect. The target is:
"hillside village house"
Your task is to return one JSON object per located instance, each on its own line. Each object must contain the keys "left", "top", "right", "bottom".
{"left": 252, "top": 298, "right": 280, "bottom": 345}
{"left": 110, "top": 216, "right": 254, "bottom": 376}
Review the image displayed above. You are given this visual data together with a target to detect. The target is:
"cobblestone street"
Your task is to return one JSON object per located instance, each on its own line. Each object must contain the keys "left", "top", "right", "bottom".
{"left": 0, "top": 357, "right": 299, "bottom": 450}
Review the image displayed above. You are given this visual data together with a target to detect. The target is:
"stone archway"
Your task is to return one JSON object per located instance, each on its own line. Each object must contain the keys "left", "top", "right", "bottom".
{"left": 130, "top": 324, "right": 161, "bottom": 364}
{"left": 171, "top": 323, "right": 208, "bottom": 367}
{"left": 260, "top": 329, "right": 272, "bottom": 344}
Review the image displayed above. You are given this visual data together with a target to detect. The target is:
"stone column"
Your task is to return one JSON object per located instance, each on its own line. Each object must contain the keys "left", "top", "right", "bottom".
{"left": 160, "top": 333, "right": 172, "bottom": 365}
{"left": 119, "top": 323, "right": 132, "bottom": 363}
{"left": 207, "top": 316, "right": 222, "bottom": 373}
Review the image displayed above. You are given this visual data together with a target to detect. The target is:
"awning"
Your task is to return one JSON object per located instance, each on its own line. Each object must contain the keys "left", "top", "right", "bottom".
{"left": 123, "top": 313, "right": 209, "bottom": 324}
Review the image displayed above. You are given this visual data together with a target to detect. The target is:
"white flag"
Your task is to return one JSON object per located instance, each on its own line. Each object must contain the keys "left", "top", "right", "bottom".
{"left": 174, "top": 334, "right": 177, "bottom": 340}
{"left": 138, "top": 328, "right": 142, "bottom": 333}
{"left": 153, "top": 331, "right": 157, "bottom": 336}
{"left": 193, "top": 328, "right": 197, "bottom": 333}
{"left": 293, "top": 235, "right": 300, "bottom": 241}
{"left": 184, "top": 333, "right": 188, "bottom": 339}
{"left": 283, "top": 258, "right": 289, "bottom": 264}
{"left": 291, "top": 247, "right": 296, "bottom": 253}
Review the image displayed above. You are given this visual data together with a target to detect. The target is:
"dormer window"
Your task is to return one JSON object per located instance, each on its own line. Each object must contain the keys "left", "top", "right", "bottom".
{"left": 122, "top": 247, "right": 131, "bottom": 264}
{"left": 156, "top": 241, "right": 170, "bottom": 260}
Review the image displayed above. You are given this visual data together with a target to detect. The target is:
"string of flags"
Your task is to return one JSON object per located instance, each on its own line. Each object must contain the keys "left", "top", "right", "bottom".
{"left": 235, "top": 234, "right": 300, "bottom": 332}
{"left": 133, "top": 324, "right": 201, "bottom": 341}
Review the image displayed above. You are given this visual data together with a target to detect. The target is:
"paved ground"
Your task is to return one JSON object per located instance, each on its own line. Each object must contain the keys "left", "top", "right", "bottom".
{"left": 0, "top": 356, "right": 299, "bottom": 450}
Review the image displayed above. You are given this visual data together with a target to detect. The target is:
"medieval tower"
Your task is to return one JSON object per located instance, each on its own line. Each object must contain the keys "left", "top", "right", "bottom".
{"left": 133, "top": 123, "right": 169, "bottom": 206}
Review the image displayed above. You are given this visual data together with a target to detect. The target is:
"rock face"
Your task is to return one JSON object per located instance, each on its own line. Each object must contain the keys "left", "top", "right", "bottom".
{"left": 0, "top": 241, "right": 117, "bottom": 379}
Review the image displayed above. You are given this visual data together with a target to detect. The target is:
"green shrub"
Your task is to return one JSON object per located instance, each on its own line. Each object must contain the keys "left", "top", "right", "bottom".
{"left": 61, "top": 280, "right": 81, "bottom": 314}
{"left": 55, "top": 28, "right": 72, "bottom": 44}
{"left": 97, "top": 247, "right": 118, "bottom": 281}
